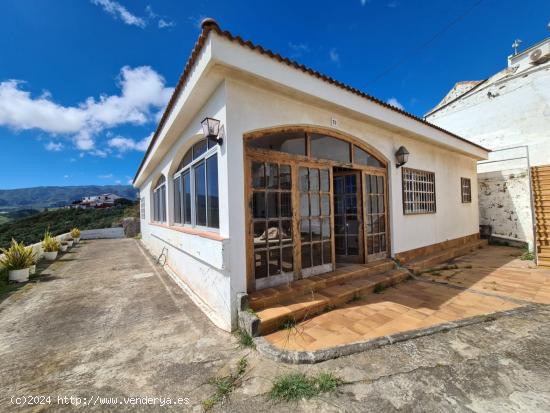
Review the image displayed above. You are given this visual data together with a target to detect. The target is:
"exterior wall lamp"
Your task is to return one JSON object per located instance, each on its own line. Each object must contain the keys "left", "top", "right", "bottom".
{"left": 395, "top": 146, "right": 410, "bottom": 168}
{"left": 201, "top": 117, "right": 223, "bottom": 145}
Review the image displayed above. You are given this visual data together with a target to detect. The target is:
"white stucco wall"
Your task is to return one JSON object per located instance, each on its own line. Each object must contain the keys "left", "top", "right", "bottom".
{"left": 426, "top": 57, "right": 549, "bottom": 249}
{"left": 138, "top": 82, "right": 236, "bottom": 332}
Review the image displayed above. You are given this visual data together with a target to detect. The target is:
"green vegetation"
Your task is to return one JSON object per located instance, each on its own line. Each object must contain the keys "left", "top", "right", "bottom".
{"left": 374, "top": 283, "right": 387, "bottom": 294}
{"left": 202, "top": 357, "right": 248, "bottom": 411}
{"left": 234, "top": 328, "right": 255, "bottom": 349}
{"left": 0, "top": 185, "right": 137, "bottom": 209}
{"left": 70, "top": 228, "right": 81, "bottom": 239}
{"left": 0, "top": 239, "right": 34, "bottom": 270}
{"left": 520, "top": 248, "right": 535, "bottom": 261}
{"left": 0, "top": 203, "right": 138, "bottom": 249}
{"left": 269, "top": 372, "right": 343, "bottom": 403}
{"left": 42, "top": 231, "right": 60, "bottom": 252}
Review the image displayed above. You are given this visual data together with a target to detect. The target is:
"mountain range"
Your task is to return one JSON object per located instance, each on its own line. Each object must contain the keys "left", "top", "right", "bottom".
{"left": 0, "top": 185, "right": 138, "bottom": 210}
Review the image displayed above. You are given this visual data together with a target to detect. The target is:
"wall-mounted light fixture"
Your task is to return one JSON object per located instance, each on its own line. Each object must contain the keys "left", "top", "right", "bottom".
{"left": 395, "top": 146, "right": 409, "bottom": 168}
{"left": 201, "top": 117, "right": 223, "bottom": 145}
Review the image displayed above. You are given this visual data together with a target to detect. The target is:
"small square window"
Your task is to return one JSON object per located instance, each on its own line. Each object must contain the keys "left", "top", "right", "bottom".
{"left": 461, "top": 178, "right": 472, "bottom": 203}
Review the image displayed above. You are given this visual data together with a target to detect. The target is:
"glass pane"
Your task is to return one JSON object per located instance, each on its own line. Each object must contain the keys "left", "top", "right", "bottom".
{"left": 255, "top": 250, "right": 268, "bottom": 279}
{"left": 299, "top": 168, "right": 309, "bottom": 192}
{"left": 312, "top": 243, "right": 322, "bottom": 267}
{"left": 206, "top": 154, "right": 219, "bottom": 228}
{"left": 300, "top": 219, "right": 310, "bottom": 242}
{"left": 280, "top": 192, "right": 292, "bottom": 217}
{"left": 345, "top": 175, "right": 356, "bottom": 193}
{"left": 348, "top": 236, "right": 359, "bottom": 255}
{"left": 323, "top": 241, "right": 332, "bottom": 264}
{"left": 334, "top": 196, "right": 344, "bottom": 215}
{"left": 194, "top": 162, "right": 207, "bottom": 226}
{"left": 267, "top": 192, "right": 279, "bottom": 218}
{"left": 266, "top": 163, "right": 278, "bottom": 189}
{"left": 321, "top": 194, "right": 330, "bottom": 216}
{"left": 320, "top": 169, "right": 329, "bottom": 192}
{"left": 354, "top": 146, "right": 382, "bottom": 167}
{"left": 281, "top": 220, "right": 292, "bottom": 244}
{"left": 377, "top": 176, "right": 384, "bottom": 194}
{"left": 193, "top": 139, "right": 207, "bottom": 159}
{"left": 252, "top": 192, "right": 266, "bottom": 218}
{"left": 310, "top": 194, "right": 320, "bottom": 216}
{"left": 311, "top": 218, "right": 321, "bottom": 241}
{"left": 173, "top": 176, "right": 182, "bottom": 224}
{"left": 267, "top": 221, "right": 280, "bottom": 245}
{"left": 280, "top": 164, "right": 291, "bottom": 189}
{"left": 347, "top": 217, "right": 359, "bottom": 235}
{"left": 334, "top": 176, "right": 344, "bottom": 194}
{"left": 247, "top": 132, "right": 306, "bottom": 156}
{"left": 322, "top": 218, "right": 331, "bottom": 240}
{"left": 310, "top": 134, "right": 350, "bottom": 163}
{"left": 253, "top": 221, "right": 267, "bottom": 248}
{"left": 335, "top": 236, "right": 346, "bottom": 255}
{"left": 300, "top": 193, "right": 309, "bottom": 216}
{"left": 251, "top": 162, "right": 265, "bottom": 189}
{"left": 309, "top": 169, "right": 319, "bottom": 191}
{"left": 282, "top": 247, "right": 293, "bottom": 273}
{"left": 183, "top": 172, "right": 191, "bottom": 223}
{"left": 180, "top": 150, "right": 193, "bottom": 170}
{"left": 301, "top": 243, "right": 311, "bottom": 269}
{"left": 335, "top": 216, "right": 346, "bottom": 234}
{"left": 269, "top": 248, "right": 281, "bottom": 276}
{"left": 345, "top": 195, "right": 357, "bottom": 214}
{"left": 367, "top": 238, "right": 374, "bottom": 255}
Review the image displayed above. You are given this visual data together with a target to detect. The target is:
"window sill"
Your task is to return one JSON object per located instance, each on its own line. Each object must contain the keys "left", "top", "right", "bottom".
{"left": 149, "top": 222, "right": 226, "bottom": 241}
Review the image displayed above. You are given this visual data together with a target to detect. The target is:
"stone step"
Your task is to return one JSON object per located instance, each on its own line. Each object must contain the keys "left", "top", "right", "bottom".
{"left": 406, "top": 239, "right": 487, "bottom": 274}
{"left": 249, "top": 260, "right": 395, "bottom": 311}
{"left": 538, "top": 259, "right": 550, "bottom": 269}
{"left": 256, "top": 268, "right": 409, "bottom": 335}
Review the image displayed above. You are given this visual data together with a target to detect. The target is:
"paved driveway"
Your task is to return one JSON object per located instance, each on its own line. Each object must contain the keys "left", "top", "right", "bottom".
{"left": 1, "top": 239, "right": 550, "bottom": 412}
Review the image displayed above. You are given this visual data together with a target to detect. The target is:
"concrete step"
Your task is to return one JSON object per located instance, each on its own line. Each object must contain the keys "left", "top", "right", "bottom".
{"left": 249, "top": 260, "right": 395, "bottom": 311}
{"left": 256, "top": 268, "right": 409, "bottom": 335}
{"left": 538, "top": 259, "right": 550, "bottom": 269}
{"left": 406, "top": 239, "right": 487, "bottom": 274}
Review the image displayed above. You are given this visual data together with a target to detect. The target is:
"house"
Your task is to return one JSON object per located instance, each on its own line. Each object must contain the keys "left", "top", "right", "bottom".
{"left": 133, "top": 19, "right": 489, "bottom": 332}
{"left": 426, "top": 34, "right": 550, "bottom": 266}
{"left": 76, "top": 193, "right": 122, "bottom": 208}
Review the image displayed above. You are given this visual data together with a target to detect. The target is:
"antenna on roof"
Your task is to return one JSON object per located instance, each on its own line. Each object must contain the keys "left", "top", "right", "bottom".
{"left": 512, "top": 39, "right": 522, "bottom": 55}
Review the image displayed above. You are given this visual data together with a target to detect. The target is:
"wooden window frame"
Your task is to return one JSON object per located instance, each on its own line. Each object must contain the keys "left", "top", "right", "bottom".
{"left": 401, "top": 167, "right": 436, "bottom": 215}
{"left": 461, "top": 177, "right": 472, "bottom": 203}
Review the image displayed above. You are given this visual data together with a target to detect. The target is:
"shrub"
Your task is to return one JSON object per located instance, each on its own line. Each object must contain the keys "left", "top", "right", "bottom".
{"left": 0, "top": 239, "right": 34, "bottom": 270}
{"left": 269, "top": 372, "right": 344, "bottom": 403}
{"left": 42, "top": 231, "right": 60, "bottom": 252}
{"left": 70, "top": 228, "right": 81, "bottom": 238}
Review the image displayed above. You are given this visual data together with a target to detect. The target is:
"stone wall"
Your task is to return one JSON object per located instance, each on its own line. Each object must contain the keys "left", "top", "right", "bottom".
{"left": 478, "top": 168, "right": 533, "bottom": 248}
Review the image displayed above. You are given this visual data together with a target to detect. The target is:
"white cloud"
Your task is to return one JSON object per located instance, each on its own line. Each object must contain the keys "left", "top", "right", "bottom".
{"left": 91, "top": 0, "right": 146, "bottom": 28}
{"left": 329, "top": 48, "right": 340, "bottom": 65}
{"left": 288, "top": 42, "right": 309, "bottom": 57}
{"left": 387, "top": 97, "right": 405, "bottom": 110}
{"left": 361, "top": 0, "right": 370, "bottom": 5}
{"left": 99, "top": 173, "right": 113, "bottom": 179}
{"left": 188, "top": 15, "right": 206, "bottom": 29}
{"left": 0, "top": 66, "right": 172, "bottom": 152}
{"left": 158, "top": 19, "right": 175, "bottom": 29}
{"left": 63, "top": 174, "right": 69, "bottom": 179}
{"left": 107, "top": 132, "right": 152, "bottom": 152}
{"left": 45, "top": 141, "right": 63, "bottom": 151}
{"left": 115, "top": 179, "right": 122, "bottom": 184}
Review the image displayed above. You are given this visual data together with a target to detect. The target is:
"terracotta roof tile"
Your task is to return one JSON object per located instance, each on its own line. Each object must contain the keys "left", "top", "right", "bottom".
{"left": 133, "top": 19, "right": 488, "bottom": 183}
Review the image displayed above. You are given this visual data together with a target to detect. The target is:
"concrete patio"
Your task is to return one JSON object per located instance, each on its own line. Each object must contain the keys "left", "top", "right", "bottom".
{"left": 1, "top": 239, "right": 550, "bottom": 412}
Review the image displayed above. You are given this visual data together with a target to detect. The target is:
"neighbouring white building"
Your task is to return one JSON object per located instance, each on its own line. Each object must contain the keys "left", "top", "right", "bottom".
{"left": 133, "top": 19, "right": 489, "bottom": 331}
{"left": 426, "top": 34, "right": 550, "bottom": 260}
{"left": 78, "top": 193, "right": 122, "bottom": 208}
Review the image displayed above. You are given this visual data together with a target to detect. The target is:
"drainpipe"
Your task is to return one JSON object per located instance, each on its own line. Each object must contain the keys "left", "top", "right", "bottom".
{"left": 526, "top": 145, "right": 538, "bottom": 265}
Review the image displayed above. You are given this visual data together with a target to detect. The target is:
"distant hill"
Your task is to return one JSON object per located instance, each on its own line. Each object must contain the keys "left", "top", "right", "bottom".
{"left": 0, "top": 185, "right": 138, "bottom": 210}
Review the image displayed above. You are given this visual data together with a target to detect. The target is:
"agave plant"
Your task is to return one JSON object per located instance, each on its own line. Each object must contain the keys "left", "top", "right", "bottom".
{"left": 70, "top": 228, "right": 81, "bottom": 238}
{"left": 42, "top": 230, "right": 61, "bottom": 253}
{"left": 0, "top": 239, "right": 34, "bottom": 271}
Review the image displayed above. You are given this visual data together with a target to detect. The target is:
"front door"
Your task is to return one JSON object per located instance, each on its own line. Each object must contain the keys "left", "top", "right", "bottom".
{"left": 333, "top": 170, "right": 362, "bottom": 264}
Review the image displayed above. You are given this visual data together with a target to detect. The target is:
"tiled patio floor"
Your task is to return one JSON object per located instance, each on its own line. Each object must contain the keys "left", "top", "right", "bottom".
{"left": 420, "top": 246, "right": 550, "bottom": 304}
{"left": 264, "top": 280, "right": 520, "bottom": 351}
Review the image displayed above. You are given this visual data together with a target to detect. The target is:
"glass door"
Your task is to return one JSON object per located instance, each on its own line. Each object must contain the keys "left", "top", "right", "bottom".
{"left": 251, "top": 161, "right": 294, "bottom": 289}
{"left": 365, "top": 173, "right": 388, "bottom": 261}
{"left": 299, "top": 166, "right": 333, "bottom": 277}
{"left": 333, "top": 171, "right": 362, "bottom": 263}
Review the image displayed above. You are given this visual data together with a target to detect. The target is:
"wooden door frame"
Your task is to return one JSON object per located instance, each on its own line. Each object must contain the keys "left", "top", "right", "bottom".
{"left": 243, "top": 126, "right": 391, "bottom": 293}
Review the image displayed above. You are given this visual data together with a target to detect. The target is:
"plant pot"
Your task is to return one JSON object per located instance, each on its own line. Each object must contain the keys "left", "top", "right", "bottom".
{"left": 74, "top": 237, "right": 80, "bottom": 244}
{"left": 29, "top": 264, "right": 36, "bottom": 275}
{"left": 43, "top": 251, "right": 58, "bottom": 261}
{"left": 66, "top": 240, "right": 74, "bottom": 247}
{"left": 9, "top": 268, "right": 30, "bottom": 283}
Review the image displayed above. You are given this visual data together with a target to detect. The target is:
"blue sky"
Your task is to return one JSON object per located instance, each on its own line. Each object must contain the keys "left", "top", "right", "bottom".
{"left": 0, "top": 0, "right": 548, "bottom": 189}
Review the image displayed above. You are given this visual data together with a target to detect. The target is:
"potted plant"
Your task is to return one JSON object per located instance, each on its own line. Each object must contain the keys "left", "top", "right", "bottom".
{"left": 29, "top": 250, "right": 39, "bottom": 275}
{"left": 42, "top": 231, "right": 60, "bottom": 261}
{"left": 0, "top": 239, "right": 34, "bottom": 282}
{"left": 71, "top": 228, "right": 81, "bottom": 244}
{"left": 66, "top": 238, "right": 74, "bottom": 248}
{"left": 60, "top": 241, "right": 68, "bottom": 252}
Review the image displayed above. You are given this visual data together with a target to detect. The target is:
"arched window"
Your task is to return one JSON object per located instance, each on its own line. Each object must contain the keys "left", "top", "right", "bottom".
{"left": 173, "top": 138, "right": 219, "bottom": 229}
{"left": 153, "top": 175, "right": 166, "bottom": 223}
